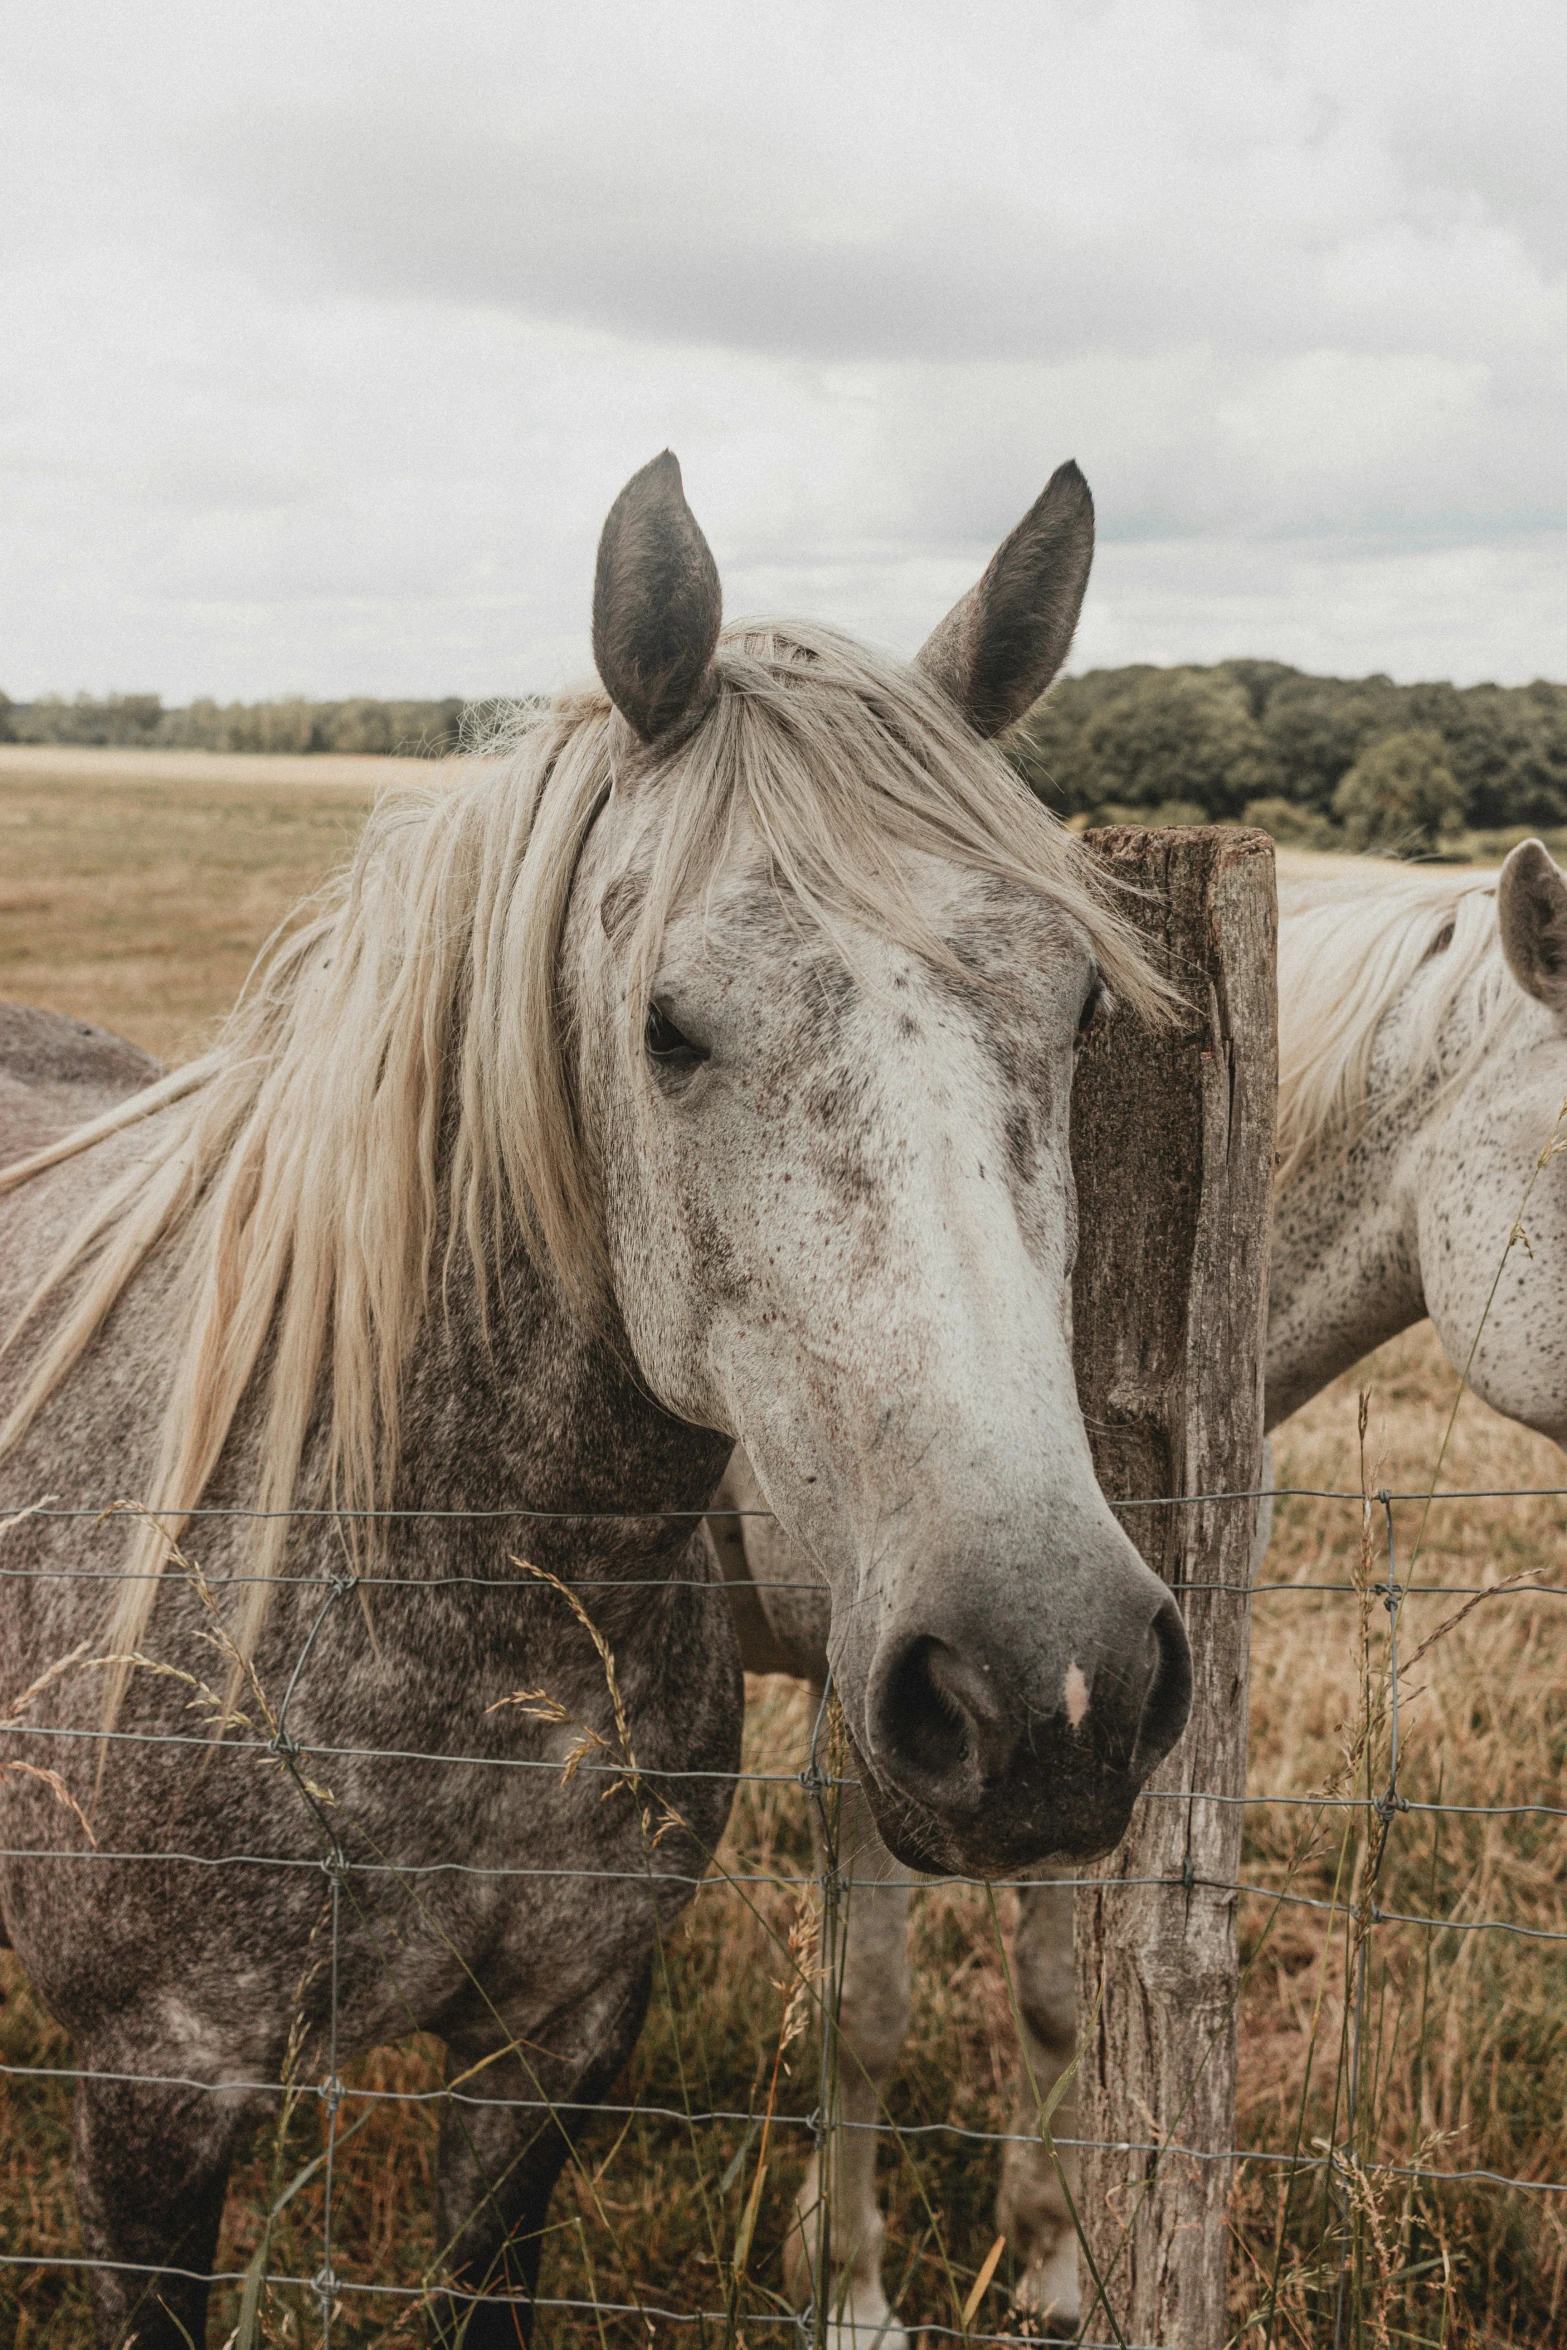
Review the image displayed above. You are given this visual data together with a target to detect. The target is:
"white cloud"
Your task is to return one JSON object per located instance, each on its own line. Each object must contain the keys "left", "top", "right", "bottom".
{"left": 1, "top": 0, "right": 1563, "bottom": 697}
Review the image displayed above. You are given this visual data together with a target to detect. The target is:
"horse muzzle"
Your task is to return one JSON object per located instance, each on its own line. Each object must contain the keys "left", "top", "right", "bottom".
{"left": 853, "top": 1579, "right": 1192, "bottom": 1878}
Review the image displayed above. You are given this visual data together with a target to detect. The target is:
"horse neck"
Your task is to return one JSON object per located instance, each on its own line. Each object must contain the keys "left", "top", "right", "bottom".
{"left": 1266, "top": 950, "right": 1521, "bottom": 1431}
{"left": 1267, "top": 1153, "right": 1426, "bottom": 1429}
{"left": 1266, "top": 1079, "right": 1430, "bottom": 1432}
{"left": 389, "top": 1222, "right": 733, "bottom": 1592}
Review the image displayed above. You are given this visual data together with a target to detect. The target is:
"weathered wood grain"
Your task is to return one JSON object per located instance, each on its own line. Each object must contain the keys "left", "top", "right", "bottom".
{"left": 1069, "top": 826, "right": 1277, "bottom": 2345}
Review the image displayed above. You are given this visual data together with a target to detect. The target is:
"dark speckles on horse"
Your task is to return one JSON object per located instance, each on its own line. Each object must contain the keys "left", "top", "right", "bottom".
{"left": 800, "top": 960, "right": 857, "bottom": 1048}
{"left": 1004, "top": 1105, "right": 1039, "bottom": 1189}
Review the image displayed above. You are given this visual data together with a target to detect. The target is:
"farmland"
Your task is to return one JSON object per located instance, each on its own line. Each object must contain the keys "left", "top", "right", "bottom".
{"left": 0, "top": 745, "right": 396, "bottom": 1069}
{"left": 1, "top": 750, "right": 1564, "bottom": 2344}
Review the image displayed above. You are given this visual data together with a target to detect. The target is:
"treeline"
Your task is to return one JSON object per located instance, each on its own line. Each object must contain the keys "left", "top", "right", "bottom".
{"left": 5, "top": 665, "right": 1567, "bottom": 854}
{"left": 1011, "top": 661, "right": 1567, "bottom": 853}
{"left": 0, "top": 692, "right": 504, "bottom": 759}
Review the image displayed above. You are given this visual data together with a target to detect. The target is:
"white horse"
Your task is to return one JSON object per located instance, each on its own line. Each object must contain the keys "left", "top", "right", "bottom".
{"left": 716, "top": 837, "right": 1567, "bottom": 2340}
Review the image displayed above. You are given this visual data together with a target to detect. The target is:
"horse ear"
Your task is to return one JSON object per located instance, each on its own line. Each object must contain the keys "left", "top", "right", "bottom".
{"left": 592, "top": 451, "right": 723, "bottom": 744}
{"left": 1499, "top": 839, "right": 1567, "bottom": 1013}
{"left": 914, "top": 460, "right": 1095, "bottom": 738}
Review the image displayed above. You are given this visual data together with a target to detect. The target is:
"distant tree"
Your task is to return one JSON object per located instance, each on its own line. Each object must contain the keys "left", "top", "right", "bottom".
{"left": 0, "top": 690, "right": 13, "bottom": 743}
{"left": 1214, "top": 659, "right": 1301, "bottom": 723}
{"left": 1075, "top": 669, "right": 1278, "bottom": 819}
{"left": 1013, "top": 668, "right": 1277, "bottom": 819}
{"left": 1241, "top": 796, "right": 1339, "bottom": 849}
{"left": 248, "top": 698, "right": 319, "bottom": 755}
{"left": 1332, "top": 728, "right": 1465, "bottom": 854}
{"left": 385, "top": 698, "right": 466, "bottom": 757}
{"left": 11, "top": 692, "right": 164, "bottom": 746}
{"left": 319, "top": 700, "right": 391, "bottom": 755}
{"left": 150, "top": 695, "right": 475, "bottom": 757}
{"left": 1258, "top": 674, "right": 1405, "bottom": 811}
{"left": 1008, "top": 667, "right": 1150, "bottom": 813}
{"left": 1406, "top": 678, "right": 1567, "bottom": 831}
{"left": 12, "top": 694, "right": 72, "bottom": 743}
{"left": 1012, "top": 660, "right": 1567, "bottom": 843}
{"left": 156, "top": 697, "right": 225, "bottom": 750}
{"left": 113, "top": 694, "right": 164, "bottom": 741}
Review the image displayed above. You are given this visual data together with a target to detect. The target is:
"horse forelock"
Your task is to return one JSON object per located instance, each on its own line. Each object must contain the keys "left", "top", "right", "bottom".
{"left": 0, "top": 622, "right": 1164, "bottom": 1710}
{"left": 1274, "top": 854, "right": 1524, "bottom": 1188}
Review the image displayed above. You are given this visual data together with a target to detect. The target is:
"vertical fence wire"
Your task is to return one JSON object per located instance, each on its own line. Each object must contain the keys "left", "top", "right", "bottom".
{"left": 320, "top": 1855, "right": 343, "bottom": 2350}
{"left": 1333, "top": 1486, "right": 1406, "bottom": 2349}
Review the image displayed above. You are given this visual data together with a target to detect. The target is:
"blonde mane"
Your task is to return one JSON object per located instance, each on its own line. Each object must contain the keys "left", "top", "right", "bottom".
{"left": 0, "top": 622, "right": 1164, "bottom": 1707}
{"left": 1275, "top": 851, "right": 1523, "bottom": 1187}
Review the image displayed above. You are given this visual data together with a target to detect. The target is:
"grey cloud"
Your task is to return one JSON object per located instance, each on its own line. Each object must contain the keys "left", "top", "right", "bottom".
{"left": 181, "top": 112, "right": 1138, "bottom": 365}
{"left": 179, "top": 91, "right": 1564, "bottom": 373}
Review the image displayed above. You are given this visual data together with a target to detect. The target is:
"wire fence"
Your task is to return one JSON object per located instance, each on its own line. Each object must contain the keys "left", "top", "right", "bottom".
{"left": 1, "top": 1471, "right": 1564, "bottom": 2347}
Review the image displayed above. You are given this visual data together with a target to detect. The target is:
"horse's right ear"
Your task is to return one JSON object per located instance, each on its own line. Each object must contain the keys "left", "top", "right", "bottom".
{"left": 1499, "top": 839, "right": 1567, "bottom": 1014}
{"left": 915, "top": 459, "right": 1095, "bottom": 738}
{"left": 592, "top": 451, "right": 723, "bottom": 745}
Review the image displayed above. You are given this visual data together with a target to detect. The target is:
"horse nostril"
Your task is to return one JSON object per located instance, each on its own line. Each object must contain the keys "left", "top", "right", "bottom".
{"left": 882, "top": 1637, "right": 967, "bottom": 1780}
{"left": 874, "top": 1635, "right": 1010, "bottom": 1790}
{"left": 1129, "top": 1592, "right": 1193, "bottom": 1778}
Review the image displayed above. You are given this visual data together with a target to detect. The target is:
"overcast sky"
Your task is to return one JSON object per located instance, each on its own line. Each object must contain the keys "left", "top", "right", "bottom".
{"left": 3, "top": 0, "right": 1564, "bottom": 701}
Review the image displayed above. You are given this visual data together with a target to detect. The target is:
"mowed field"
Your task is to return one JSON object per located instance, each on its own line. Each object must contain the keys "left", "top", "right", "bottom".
{"left": 2, "top": 750, "right": 1566, "bottom": 2346}
{"left": 0, "top": 743, "right": 402, "bottom": 1069}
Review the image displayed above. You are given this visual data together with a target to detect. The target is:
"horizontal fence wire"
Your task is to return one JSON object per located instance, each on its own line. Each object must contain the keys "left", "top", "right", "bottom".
{"left": 11, "top": 1486, "right": 1567, "bottom": 1604}
{"left": 1, "top": 1477, "right": 1562, "bottom": 2343}
{"left": 1, "top": 2053, "right": 1562, "bottom": 2199}
{"left": 0, "top": 2256, "right": 1172, "bottom": 2350}
{"left": 3, "top": 1836, "right": 1566, "bottom": 1937}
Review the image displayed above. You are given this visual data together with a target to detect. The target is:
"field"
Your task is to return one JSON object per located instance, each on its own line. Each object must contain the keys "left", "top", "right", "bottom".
{"left": 1, "top": 751, "right": 1565, "bottom": 2345}
{"left": 0, "top": 744, "right": 398, "bottom": 1069}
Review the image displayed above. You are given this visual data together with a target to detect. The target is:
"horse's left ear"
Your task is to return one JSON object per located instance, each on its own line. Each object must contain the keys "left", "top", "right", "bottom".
{"left": 1499, "top": 839, "right": 1567, "bottom": 1013}
{"left": 915, "top": 459, "right": 1094, "bottom": 737}
{"left": 593, "top": 451, "right": 723, "bottom": 745}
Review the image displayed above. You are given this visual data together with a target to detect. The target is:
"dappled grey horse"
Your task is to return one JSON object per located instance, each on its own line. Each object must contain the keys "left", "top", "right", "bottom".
{"left": 717, "top": 836, "right": 1567, "bottom": 2340}
{"left": 0, "top": 452, "right": 1190, "bottom": 2347}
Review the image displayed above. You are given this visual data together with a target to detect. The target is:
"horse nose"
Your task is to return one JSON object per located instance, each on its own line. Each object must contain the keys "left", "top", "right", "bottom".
{"left": 861, "top": 1578, "right": 1193, "bottom": 1868}
{"left": 870, "top": 1632, "right": 1020, "bottom": 1804}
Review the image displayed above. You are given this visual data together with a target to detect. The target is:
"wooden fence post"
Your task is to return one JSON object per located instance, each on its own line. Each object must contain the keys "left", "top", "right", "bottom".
{"left": 1068, "top": 826, "right": 1277, "bottom": 2346}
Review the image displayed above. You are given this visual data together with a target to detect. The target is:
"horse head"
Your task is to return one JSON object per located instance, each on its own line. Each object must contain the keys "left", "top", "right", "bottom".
{"left": 566, "top": 452, "right": 1192, "bottom": 1876}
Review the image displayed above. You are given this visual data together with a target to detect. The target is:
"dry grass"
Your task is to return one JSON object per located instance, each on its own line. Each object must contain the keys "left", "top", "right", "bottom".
{"left": 1231, "top": 1340, "right": 1567, "bottom": 2345}
{"left": 2, "top": 756, "right": 1564, "bottom": 2344}
{"left": 0, "top": 745, "right": 389, "bottom": 1067}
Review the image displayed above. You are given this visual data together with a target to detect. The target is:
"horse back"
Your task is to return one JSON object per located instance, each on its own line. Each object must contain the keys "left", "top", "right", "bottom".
{"left": 0, "top": 1002, "right": 162, "bottom": 1161}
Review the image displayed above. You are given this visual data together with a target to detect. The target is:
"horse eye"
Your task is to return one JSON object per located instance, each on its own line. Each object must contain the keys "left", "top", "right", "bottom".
{"left": 1425, "top": 920, "right": 1456, "bottom": 962}
{"left": 644, "top": 1001, "right": 710, "bottom": 1069}
{"left": 1075, "top": 979, "right": 1105, "bottom": 1047}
